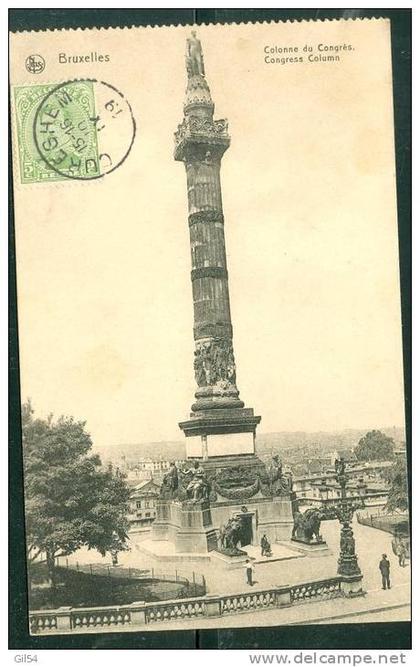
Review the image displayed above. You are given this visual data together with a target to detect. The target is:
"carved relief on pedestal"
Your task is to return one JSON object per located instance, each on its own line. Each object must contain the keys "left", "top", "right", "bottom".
{"left": 193, "top": 337, "right": 237, "bottom": 390}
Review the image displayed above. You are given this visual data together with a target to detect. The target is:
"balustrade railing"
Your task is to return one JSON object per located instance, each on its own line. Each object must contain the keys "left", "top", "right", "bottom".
{"left": 71, "top": 607, "right": 132, "bottom": 630}
{"left": 220, "top": 590, "right": 276, "bottom": 615}
{"left": 290, "top": 577, "right": 343, "bottom": 604}
{"left": 146, "top": 598, "right": 205, "bottom": 623}
{"left": 29, "top": 575, "right": 345, "bottom": 634}
{"left": 30, "top": 612, "right": 57, "bottom": 634}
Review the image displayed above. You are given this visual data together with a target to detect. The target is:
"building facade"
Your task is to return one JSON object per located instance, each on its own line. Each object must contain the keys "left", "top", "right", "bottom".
{"left": 128, "top": 479, "right": 161, "bottom": 530}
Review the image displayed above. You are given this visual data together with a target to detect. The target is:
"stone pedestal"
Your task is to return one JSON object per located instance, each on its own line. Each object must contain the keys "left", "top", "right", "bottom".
{"left": 211, "top": 550, "right": 248, "bottom": 569}
{"left": 176, "top": 501, "right": 218, "bottom": 553}
{"left": 152, "top": 499, "right": 182, "bottom": 543}
{"left": 180, "top": 408, "right": 261, "bottom": 459}
{"left": 152, "top": 499, "right": 217, "bottom": 553}
{"left": 290, "top": 538, "right": 331, "bottom": 557}
{"left": 210, "top": 492, "right": 297, "bottom": 546}
{"left": 153, "top": 490, "right": 296, "bottom": 555}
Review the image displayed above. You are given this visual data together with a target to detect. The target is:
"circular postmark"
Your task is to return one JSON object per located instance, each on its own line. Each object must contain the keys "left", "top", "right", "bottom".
{"left": 33, "top": 79, "right": 136, "bottom": 180}
{"left": 25, "top": 54, "right": 45, "bottom": 74}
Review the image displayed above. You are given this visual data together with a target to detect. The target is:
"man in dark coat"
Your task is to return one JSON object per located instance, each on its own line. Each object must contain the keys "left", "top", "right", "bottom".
{"left": 379, "top": 553, "right": 391, "bottom": 589}
{"left": 261, "top": 534, "right": 270, "bottom": 556}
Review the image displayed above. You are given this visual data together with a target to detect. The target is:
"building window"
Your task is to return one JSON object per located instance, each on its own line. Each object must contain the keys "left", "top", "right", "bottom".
{"left": 136, "top": 501, "right": 142, "bottom": 509}
{"left": 145, "top": 512, "right": 151, "bottom": 518}
{"left": 145, "top": 501, "right": 150, "bottom": 509}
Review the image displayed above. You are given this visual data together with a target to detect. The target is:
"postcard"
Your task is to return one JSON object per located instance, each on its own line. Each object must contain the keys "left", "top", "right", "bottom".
{"left": 9, "top": 17, "right": 409, "bottom": 637}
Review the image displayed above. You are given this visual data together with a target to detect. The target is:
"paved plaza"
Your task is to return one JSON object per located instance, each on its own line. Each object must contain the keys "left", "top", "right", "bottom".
{"left": 62, "top": 517, "right": 410, "bottom": 628}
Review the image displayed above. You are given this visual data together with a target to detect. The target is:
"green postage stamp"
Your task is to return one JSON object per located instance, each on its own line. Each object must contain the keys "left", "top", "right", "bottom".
{"left": 13, "top": 80, "right": 100, "bottom": 183}
{"left": 13, "top": 79, "right": 136, "bottom": 183}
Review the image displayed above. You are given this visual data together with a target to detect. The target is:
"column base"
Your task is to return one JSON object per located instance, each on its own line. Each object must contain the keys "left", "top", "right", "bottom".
{"left": 179, "top": 406, "right": 261, "bottom": 459}
{"left": 338, "top": 555, "right": 362, "bottom": 578}
{"left": 341, "top": 574, "right": 364, "bottom": 597}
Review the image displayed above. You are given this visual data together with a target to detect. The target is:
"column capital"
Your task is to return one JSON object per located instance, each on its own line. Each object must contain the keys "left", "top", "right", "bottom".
{"left": 174, "top": 116, "right": 230, "bottom": 162}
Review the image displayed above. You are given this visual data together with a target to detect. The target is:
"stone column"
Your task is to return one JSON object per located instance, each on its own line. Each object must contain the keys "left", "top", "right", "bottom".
{"left": 175, "top": 33, "right": 261, "bottom": 460}
{"left": 175, "top": 81, "right": 243, "bottom": 415}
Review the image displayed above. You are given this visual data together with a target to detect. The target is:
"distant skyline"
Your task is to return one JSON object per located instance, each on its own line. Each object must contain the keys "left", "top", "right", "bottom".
{"left": 15, "top": 22, "right": 405, "bottom": 447}
{"left": 94, "top": 426, "right": 406, "bottom": 455}
{"left": 99, "top": 427, "right": 406, "bottom": 445}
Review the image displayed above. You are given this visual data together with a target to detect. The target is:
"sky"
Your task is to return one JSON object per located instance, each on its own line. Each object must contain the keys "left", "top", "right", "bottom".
{"left": 11, "top": 19, "right": 405, "bottom": 448}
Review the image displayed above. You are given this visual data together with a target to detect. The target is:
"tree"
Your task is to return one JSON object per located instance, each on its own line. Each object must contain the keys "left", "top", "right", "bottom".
{"left": 22, "top": 400, "right": 131, "bottom": 585}
{"left": 382, "top": 458, "right": 409, "bottom": 513}
{"left": 354, "top": 430, "right": 395, "bottom": 462}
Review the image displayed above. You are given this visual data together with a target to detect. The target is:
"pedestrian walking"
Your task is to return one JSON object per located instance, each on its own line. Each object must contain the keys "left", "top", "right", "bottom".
{"left": 398, "top": 543, "right": 407, "bottom": 567}
{"left": 244, "top": 559, "right": 255, "bottom": 586}
{"left": 379, "top": 553, "right": 391, "bottom": 589}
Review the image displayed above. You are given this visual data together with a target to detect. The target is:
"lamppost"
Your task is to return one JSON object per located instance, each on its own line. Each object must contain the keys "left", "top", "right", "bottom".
{"left": 318, "top": 478, "right": 329, "bottom": 504}
{"left": 333, "top": 459, "right": 364, "bottom": 597}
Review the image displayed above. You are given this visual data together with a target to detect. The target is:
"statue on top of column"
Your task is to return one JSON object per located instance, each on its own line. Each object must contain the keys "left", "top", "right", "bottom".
{"left": 186, "top": 31, "right": 205, "bottom": 78}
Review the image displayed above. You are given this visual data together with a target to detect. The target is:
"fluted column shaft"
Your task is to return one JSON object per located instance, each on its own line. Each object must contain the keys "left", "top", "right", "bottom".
{"left": 174, "top": 65, "right": 244, "bottom": 411}
{"left": 186, "top": 159, "right": 233, "bottom": 343}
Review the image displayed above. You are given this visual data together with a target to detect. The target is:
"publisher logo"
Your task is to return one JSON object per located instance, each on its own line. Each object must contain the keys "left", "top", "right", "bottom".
{"left": 25, "top": 55, "right": 45, "bottom": 74}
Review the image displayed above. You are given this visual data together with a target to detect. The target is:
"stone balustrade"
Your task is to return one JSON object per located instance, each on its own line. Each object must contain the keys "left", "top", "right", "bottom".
{"left": 29, "top": 575, "right": 347, "bottom": 634}
{"left": 290, "top": 577, "right": 344, "bottom": 604}
{"left": 30, "top": 611, "right": 58, "bottom": 634}
{"left": 220, "top": 589, "right": 276, "bottom": 614}
{"left": 71, "top": 606, "right": 132, "bottom": 630}
{"left": 146, "top": 597, "right": 205, "bottom": 623}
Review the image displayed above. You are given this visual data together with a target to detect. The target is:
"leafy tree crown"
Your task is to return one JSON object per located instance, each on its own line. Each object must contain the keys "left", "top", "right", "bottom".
{"left": 22, "top": 400, "right": 131, "bottom": 565}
